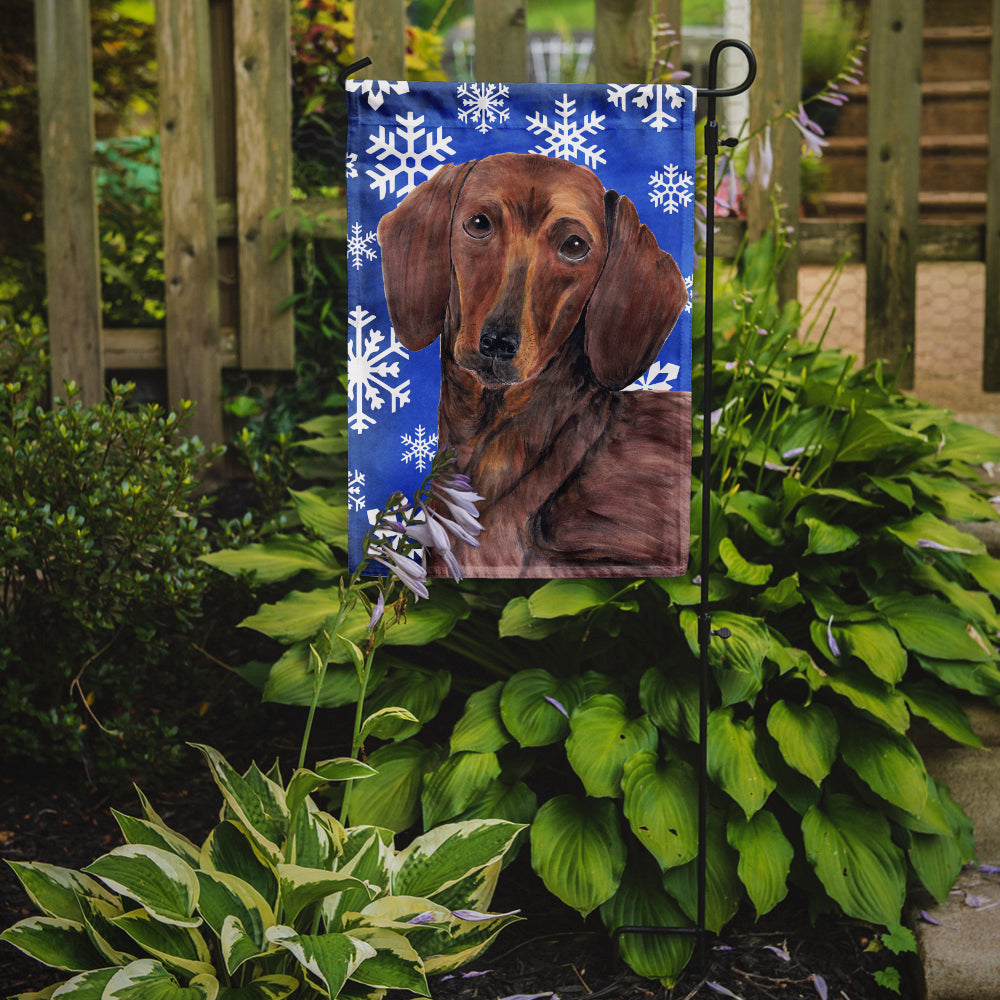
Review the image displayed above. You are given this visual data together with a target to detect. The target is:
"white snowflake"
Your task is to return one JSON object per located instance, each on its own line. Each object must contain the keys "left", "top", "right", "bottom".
{"left": 346, "top": 152, "right": 358, "bottom": 179}
{"left": 649, "top": 163, "right": 694, "bottom": 214}
{"left": 526, "top": 93, "right": 606, "bottom": 169}
{"left": 607, "top": 84, "right": 688, "bottom": 131}
{"left": 366, "top": 112, "right": 456, "bottom": 200}
{"left": 457, "top": 82, "right": 510, "bottom": 134}
{"left": 348, "top": 469, "right": 366, "bottom": 511}
{"left": 347, "top": 221, "right": 379, "bottom": 270}
{"left": 626, "top": 360, "right": 681, "bottom": 392}
{"left": 345, "top": 79, "right": 410, "bottom": 111}
{"left": 401, "top": 425, "right": 438, "bottom": 471}
{"left": 347, "top": 304, "right": 410, "bottom": 434}
{"left": 684, "top": 273, "right": 694, "bottom": 313}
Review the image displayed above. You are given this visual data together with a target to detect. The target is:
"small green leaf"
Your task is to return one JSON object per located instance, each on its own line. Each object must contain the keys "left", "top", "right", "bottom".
{"left": 765, "top": 700, "right": 838, "bottom": 786}
{"left": 719, "top": 537, "right": 772, "bottom": 585}
{"left": 450, "top": 682, "right": 511, "bottom": 754}
{"left": 803, "top": 517, "right": 859, "bottom": 555}
{"left": 639, "top": 664, "right": 699, "bottom": 743}
{"left": 497, "top": 597, "right": 564, "bottom": 639}
{"left": 727, "top": 811, "right": 793, "bottom": 917}
{"left": 707, "top": 708, "right": 776, "bottom": 818}
{"left": 527, "top": 579, "right": 618, "bottom": 618}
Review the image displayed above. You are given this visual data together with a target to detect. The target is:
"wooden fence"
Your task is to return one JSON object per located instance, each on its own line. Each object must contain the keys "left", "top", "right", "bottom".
{"left": 33, "top": 0, "right": 1000, "bottom": 445}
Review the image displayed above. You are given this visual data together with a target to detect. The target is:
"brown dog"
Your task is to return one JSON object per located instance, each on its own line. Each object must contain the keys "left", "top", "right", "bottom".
{"left": 377, "top": 152, "right": 690, "bottom": 578}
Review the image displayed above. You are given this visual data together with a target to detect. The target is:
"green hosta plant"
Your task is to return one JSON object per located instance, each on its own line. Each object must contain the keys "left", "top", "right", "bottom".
{"left": 1, "top": 744, "right": 523, "bottom": 999}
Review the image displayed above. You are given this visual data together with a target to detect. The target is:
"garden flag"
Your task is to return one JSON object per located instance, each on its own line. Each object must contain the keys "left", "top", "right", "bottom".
{"left": 345, "top": 80, "right": 695, "bottom": 578}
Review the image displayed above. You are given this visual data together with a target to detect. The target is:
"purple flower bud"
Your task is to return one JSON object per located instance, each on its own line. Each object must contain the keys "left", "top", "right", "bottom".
{"left": 367, "top": 591, "right": 385, "bottom": 631}
{"left": 544, "top": 695, "right": 569, "bottom": 717}
{"left": 407, "top": 911, "right": 437, "bottom": 925}
{"left": 368, "top": 543, "right": 429, "bottom": 600}
{"left": 827, "top": 615, "right": 841, "bottom": 658}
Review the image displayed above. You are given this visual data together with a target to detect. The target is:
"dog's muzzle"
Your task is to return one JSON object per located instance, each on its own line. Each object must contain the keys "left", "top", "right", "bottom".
{"left": 478, "top": 321, "right": 520, "bottom": 361}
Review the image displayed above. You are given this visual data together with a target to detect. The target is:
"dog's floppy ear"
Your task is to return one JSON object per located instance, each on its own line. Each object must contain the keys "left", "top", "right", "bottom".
{"left": 584, "top": 191, "right": 689, "bottom": 390}
{"left": 376, "top": 162, "right": 475, "bottom": 350}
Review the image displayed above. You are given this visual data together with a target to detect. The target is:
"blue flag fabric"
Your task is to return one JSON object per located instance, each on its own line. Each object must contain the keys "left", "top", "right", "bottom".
{"left": 345, "top": 80, "right": 695, "bottom": 578}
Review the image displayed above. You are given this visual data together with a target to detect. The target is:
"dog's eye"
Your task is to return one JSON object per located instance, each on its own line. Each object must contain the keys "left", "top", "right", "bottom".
{"left": 463, "top": 213, "right": 493, "bottom": 239}
{"left": 559, "top": 235, "right": 590, "bottom": 261}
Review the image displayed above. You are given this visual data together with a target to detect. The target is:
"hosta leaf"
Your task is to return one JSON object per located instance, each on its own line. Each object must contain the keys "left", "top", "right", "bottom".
{"left": 423, "top": 906, "right": 522, "bottom": 974}
{"left": 215, "top": 975, "right": 299, "bottom": 1000}
{"left": 727, "top": 811, "right": 793, "bottom": 917}
{"left": 362, "top": 667, "right": 451, "bottom": 740}
{"left": 195, "top": 871, "right": 273, "bottom": 973}
{"left": 200, "top": 535, "right": 342, "bottom": 584}
{"left": 322, "top": 830, "right": 393, "bottom": 930}
{"left": 527, "top": 578, "right": 619, "bottom": 618}
{"left": 261, "top": 643, "right": 387, "bottom": 709}
{"left": 599, "top": 853, "right": 694, "bottom": 987}
{"left": 874, "top": 594, "right": 995, "bottom": 662}
{"left": 966, "top": 553, "right": 1000, "bottom": 597}
{"left": 450, "top": 682, "right": 511, "bottom": 754}
{"left": 916, "top": 655, "right": 1000, "bottom": 697}
{"left": 566, "top": 695, "right": 658, "bottom": 798}
{"left": 103, "top": 959, "right": 218, "bottom": 1000}
{"left": 707, "top": 708, "right": 775, "bottom": 818}
{"left": 755, "top": 573, "right": 805, "bottom": 614}
{"left": 621, "top": 751, "right": 699, "bottom": 871}
{"left": 421, "top": 751, "right": 502, "bottom": 828}
{"left": 802, "top": 794, "right": 906, "bottom": 926}
{"left": 288, "top": 487, "right": 349, "bottom": 543}
{"left": 833, "top": 621, "right": 907, "bottom": 684}
{"left": 661, "top": 810, "right": 741, "bottom": 933}
{"left": 639, "top": 664, "right": 699, "bottom": 742}
{"left": 360, "top": 706, "right": 421, "bottom": 742}
{"left": 807, "top": 660, "right": 909, "bottom": 732}
{"left": 935, "top": 421, "right": 1000, "bottom": 465}
{"left": 200, "top": 822, "right": 278, "bottom": 910}
{"left": 346, "top": 926, "right": 428, "bottom": 994}
{"left": 265, "top": 926, "right": 375, "bottom": 997}
{"left": 499, "top": 670, "right": 585, "bottom": 747}
{"left": 111, "top": 909, "right": 214, "bottom": 978}
{"left": 803, "top": 517, "right": 859, "bottom": 556}
{"left": 718, "top": 537, "right": 772, "bottom": 585}
{"left": 453, "top": 779, "right": 538, "bottom": 827}
{"left": 5, "top": 862, "right": 118, "bottom": 923}
{"left": 0, "top": 916, "right": 106, "bottom": 971}
{"left": 834, "top": 410, "right": 927, "bottom": 463}
{"left": 276, "top": 865, "right": 374, "bottom": 925}
{"left": 885, "top": 512, "right": 985, "bottom": 557}
{"left": 839, "top": 718, "right": 928, "bottom": 817}
{"left": 497, "top": 596, "right": 565, "bottom": 639}
{"left": 46, "top": 967, "right": 118, "bottom": 998}
{"left": 901, "top": 680, "right": 982, "bottom": 748}
{"left": 529, "top": 795, "right": 626, "bottom": 917}
{"left": 909, "top": 830, "right": 965, "bottom": 905}
{"left": 724, "top": 490, "right": 784, "bottom": 545}
{"left": 347, "top": 740, "right": 442, "bottom": 832}
{"left": 393, "top": 820, "right": 524, "bottom": 900}
{"left": 285, "top": 759, "right": 376, "bottom": 822}
{"left": 83, "top": 846, "right": 200, "bottom": 928}
{"left": 765, "top": 700, "right": 838, "bottom": 786}
{"left": 681, "top": 610, "right": 770, "bottom": 706}
{"left": 906, "top": 472, "right": 998, "bottom": 522}
{"left": 112, "top": 812, "right": 201, "bottom": 868}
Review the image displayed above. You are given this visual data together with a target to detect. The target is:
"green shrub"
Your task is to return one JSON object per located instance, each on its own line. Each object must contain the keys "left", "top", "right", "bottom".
{"left": 0, "top": 317, "right": 220, "bottom": 783}
{"left": 1, "top": 743, "right": 524, "bottom": 998}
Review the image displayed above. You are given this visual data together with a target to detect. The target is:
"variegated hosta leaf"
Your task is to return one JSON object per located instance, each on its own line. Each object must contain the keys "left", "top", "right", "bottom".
{"left": 345, "top": 926, "right": 429, "bottom": 995}
{"left": 110, "top": 908, "right": 214, "bottom": 978}
{"left": 765, "top": 700, "right": 838, "bottom": 786}
{"left": 420, "top": 860, "right": 501, "bottom": 917}
{"left": 450, "top": 681, "right": 511, "bottom": 754}
{"left": 4, "top": 861, "right": 118, "bottom": 922}
{"left": 288, "top": 802, "right": 343, "bottom": 870}
{"left": 83, "top": 846, "right": 200, "bottom": 928}
{"left": 0, "top": 916, "right": 107, "bottom": 971}
{"left": 276, "top": 864, "right": 375, "bottom": 925}
{"left": 391, "top": 820, "right": 524, "bottom": 901}
{"left": 214, "top": 975, "right": 299, "bottom": 1000}
{"left": 706, "top": 707, "right": 776, "bottom": 818}
{"left": 421, "top": 751, "right": 502, "bottom": 829}
{"left": 265, "top": 925, "right": 375, "bottom": 998}
{"left": 112, "top": 810, "right": 202, "bottom": 868}
{"left": 727, "top": 810, "right": 793, "bottom": 917}
{"left": 599, "top": 853, "right": 694, "bottom": 987}
{"left": 422, "top": 906, "right": 522, "bottom": 975}
{"left": 285, "top": 760, "right": 375, "bottom": 824}
{"left": 621, "top": 751, "right": 699, "bottom": 871}
{"left": 529, "top": 795, "right": 626, "bottom": 917}
{"left": 322, "top": 829, "right": 393, "bottom": 931}
{"left": 565, "top": 696, "right": 658, "bottom": 799}
{"left": 102, "top": 958, "right": 218, "bottom": 999}
{"left": 802, "top": 793, "right": 906, "bottom": 926}
{"left": 200, "top": 822, "right": 278, "bottom": 910}
{"left": 191, "top": 745, "right": 287, "bottom": 863}
{"left": 195, "top": 871, "right": 274, "bottom": 974}
{"left": 77, "top": 894, "right": 136, "bottom": 966}
{"left": 46, "top": 966, "right": 118, "bottom": 997}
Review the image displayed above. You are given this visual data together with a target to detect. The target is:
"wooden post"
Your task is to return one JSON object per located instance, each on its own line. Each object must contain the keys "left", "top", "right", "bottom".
{"left": 233, "top": 0, "right": 294, "bottom": 369}
{"left": 34, "top": 0, "right": 104, "bottom": 405}
{"left": 983, "top": 0, "right": 1000, "bottom": 390}
{"left": 157, "top": 0, "right": 223, "bottom": 444}
{"left": 746, "top": 0, "right": 801, "bottom": 305}
{"left": 864, "top": 0, "right": 923, "bottom": 389}
{"left": 474, "top": 0, "right": 527, "bottom": 82}
{"left": 355, "top": 0, "right": 406, "bottom": 80}
{"left": 594, "top": 0, "right": 651, "bottom": 84}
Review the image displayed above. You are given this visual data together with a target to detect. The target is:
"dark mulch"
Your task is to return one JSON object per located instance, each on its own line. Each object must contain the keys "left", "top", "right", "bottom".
{"left": 1, "top": 751, "right": 915, "bottom": 1000}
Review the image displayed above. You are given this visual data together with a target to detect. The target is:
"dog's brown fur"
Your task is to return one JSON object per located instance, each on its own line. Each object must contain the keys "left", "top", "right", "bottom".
{"left": 377, "top": 152, "right": 691, "bottom": 577}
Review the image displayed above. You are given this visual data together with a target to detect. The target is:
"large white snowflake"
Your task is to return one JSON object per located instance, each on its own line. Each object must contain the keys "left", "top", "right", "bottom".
{"left": 607, "top": 84, "right": 687, "bottom": 131}
{"left": 348, "top": 469, "right": 366, "bottom": 511}
{"left": 458, "top": 82, "right": 510, "bottom": 134}
{"left": 401, "top": 425, "right": 438, "bottom": 471}
{"left": 650, "top": 163, "right": 694, "bottom": 214}
{"left": 526, "top": 93, "right": 606, "bottom": 169}
{"left": 347, "top": 222, "right": 378, "bottom": 270}
{"left": 345, "top": 79, "right": 410, "bottom": 110}
{"left": 347, "top": 305, "right": 410, "bottom": 434}
{"left": 626, "top": 360, "right": 681, "bottom": 392}
{"left": 366, "top": 112, "right": 456, "bottom": 200}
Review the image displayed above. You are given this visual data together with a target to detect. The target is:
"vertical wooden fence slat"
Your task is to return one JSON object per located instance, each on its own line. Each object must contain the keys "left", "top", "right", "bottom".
{"left": 594, "top": 0, "right": 651, "bottom": 84}
{"left": 474, "top": 0, "right": 527, "bottom": 82}
{"left": 355, "top": 0, "right": 406, "bottom": 79}
{"left": 864, "top": 0, "right": 923, "bottom": 390}
{"left": 157, "top": 0, "right": 223, "bottom": 445}
{"left": 746, "top": 0, "right": 801, "bottom": 304}
{"left": 233, "top": 0, "right": 294, "bottom": 369}
{"left": 983, "top": 0, "right": 1000, "bottom": 390}
{"left": 34, "top": 0, "right": 104, "bottom": 405}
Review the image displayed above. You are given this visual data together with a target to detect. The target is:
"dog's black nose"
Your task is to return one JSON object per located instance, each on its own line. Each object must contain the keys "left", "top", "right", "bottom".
{"left": 478, "top": 323, "right": 520, "bottom": 361}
